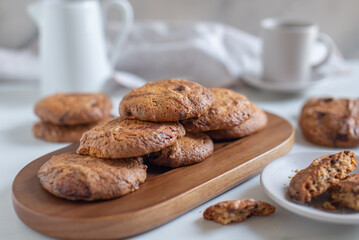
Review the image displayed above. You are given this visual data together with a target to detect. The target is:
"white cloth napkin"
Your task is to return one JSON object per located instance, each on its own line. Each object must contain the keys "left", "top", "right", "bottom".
{"left": 0, "top": 21, "right": 349, "bottom": 88}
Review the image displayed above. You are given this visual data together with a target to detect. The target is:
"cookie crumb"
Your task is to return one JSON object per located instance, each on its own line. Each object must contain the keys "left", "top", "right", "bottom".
{"left": 322, "top": 201, "right": 336, "bottom": 210}
{"left": 203, "top": 198, "right": 275, "bottom": 224}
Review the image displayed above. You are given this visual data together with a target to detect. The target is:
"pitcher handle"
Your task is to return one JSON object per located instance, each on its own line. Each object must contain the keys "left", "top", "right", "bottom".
{"left": 102, "top": 0, "right": 133, "bottom": 68}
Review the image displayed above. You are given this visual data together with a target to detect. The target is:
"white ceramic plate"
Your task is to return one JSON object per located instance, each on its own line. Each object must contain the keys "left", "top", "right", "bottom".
{"left": 261, "top": 151, "right": 359, "bottom": 224}
{"left": 242, "top": 71, "right": 327, "bottom": 93}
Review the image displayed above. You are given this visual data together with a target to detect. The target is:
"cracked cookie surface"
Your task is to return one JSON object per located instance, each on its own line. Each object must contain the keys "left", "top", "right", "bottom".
{"left": 288, "top": 151, "right": 357, "bottom": 202}
{"left": 299, "top": 97, "right": 359, "bottom": 147}
{"left": 38, "top": 152, "right": 147, "bottom": 201}
{"left": 119, "top": 79, "right": 214, "bottom": 122}
{"left": 203, "top": 198, "right": 275, "bottom": 224}
{"left": 145, "top": 132, "right": 214, "bottom": 168}
{"left": 34, "top": 93, "right": 112, "bottom": 125}
{"left": 181, "top": 88, "right": 252, "bottom": 132}
{"left": 77, "top": 117, "right": 186, "bottom": 159}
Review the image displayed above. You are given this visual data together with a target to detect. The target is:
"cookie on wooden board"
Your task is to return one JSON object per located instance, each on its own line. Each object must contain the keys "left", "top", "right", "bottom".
{"left": 206, "top": 103, "right": 267, "bottom": 140}
{"left": 203, "top": 198, "right": 275, "bottom": 224}
{"left": 38, "top": 153, "right": 147, "bottom": 201}
{"left": 145, "top": 132, "right": 214, "bottom": 168}
{"left": 181, "top": 88, "right": 252, "bottom": 132}
{"left": 299, "top": 97, "right": 359, "bottom": 148}
{"left": 77, "top": 117, "right": 186, "bottom": 159}
{"left": 119, "top": 78, "right": 214, "bottom": 122}
{"left": 34, "top": 93, "right": 112, "bottom": 125}
{"left": 288, "top": 151, "right": 357, "bottom": 202}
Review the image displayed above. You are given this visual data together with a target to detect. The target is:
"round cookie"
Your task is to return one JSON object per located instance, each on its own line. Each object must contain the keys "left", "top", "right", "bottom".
{"left": 32, "top": 117, "right": 112, "bottom": 143}
{"left": 77, "top": 117, "right": 186, "bottom": 159}
{"left": 119, "top": 79, "right": 214, "bottom": 122}
{"left": 206, "top": 103, "right": 267, "bottom": 140}
{"left": 145, "top": 132, "right": 214, "bottom": 168}
{"left": 34, "top": 93, "right": 112, "bottom": 125}
{"left": 38, "top": 153, "right": 147, "bottom": 201}
{"left": 299, "top": 97, "right": 359, "bottom": 148}
{"left": 181, "top": 88, "right": 252, "bottom": 132}
{"left": 288, "top": 151, "right": 357, "bottom": 202}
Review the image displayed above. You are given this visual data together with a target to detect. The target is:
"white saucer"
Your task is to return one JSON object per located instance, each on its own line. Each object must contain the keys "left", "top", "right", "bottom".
{"left": 261, "top": 151, "right": 359, "bottom": 224}
{"left": 242, "top": 71, "right": 327, "bottom": 93}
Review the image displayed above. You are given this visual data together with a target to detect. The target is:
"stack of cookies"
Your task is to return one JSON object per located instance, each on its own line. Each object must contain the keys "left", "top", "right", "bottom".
{"left": 37, "top": 79, "right": 268, "bottom": 201}
{"left": 33, "top": 93, "right": 112, "bottom": 142}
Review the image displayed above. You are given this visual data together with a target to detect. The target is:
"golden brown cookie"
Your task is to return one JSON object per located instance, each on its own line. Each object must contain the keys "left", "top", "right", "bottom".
{"left": 299, "top": 97, "right": 359, "bottom": 148}
{"left": 145, "top": 132, "right": 214, "bottom": 168}
{"left": 119, "top": 79, "right": 214, "bottom": 122}
{"left": 34, "top": 93, "right": 112, "bottom": 125}
{"left": 32, "top": 117, "right": 113, "bottom": 143}
{"left": 206, "top": 103, "right": 267, "bottom": 140}
{"left": 288, "top": 151, "right": 357, "bottom": 202}
{"left": 203, "top": 199, "right": 275, "bottom": 224}
{"left": 77, "top": 117, "right": 186, "bottom": 159}
{"left": 181, "top": 88, "right": 252, "bottom": 133}
{"left": 37, "top": 153, "right": 147, "bottom": 201}
{"left": 329, "top": 174, "right": 359, "bottom": 210}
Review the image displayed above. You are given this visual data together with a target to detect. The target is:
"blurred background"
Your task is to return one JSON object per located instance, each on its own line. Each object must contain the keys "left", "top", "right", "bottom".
{"left": 0, "top": 0, "right": 358, "bottom": 58}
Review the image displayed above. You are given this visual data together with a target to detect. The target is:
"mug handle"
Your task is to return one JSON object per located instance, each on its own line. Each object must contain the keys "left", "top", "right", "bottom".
{"left": 102, "top": 0, "right": 134, "bottom": 68}
{"left": 311, "top": 32, "right": 333, "bottom": 70}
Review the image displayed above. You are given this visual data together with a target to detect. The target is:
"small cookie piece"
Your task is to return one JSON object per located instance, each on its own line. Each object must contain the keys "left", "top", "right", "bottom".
{"left": 206, "top": 103, "right": 267, "bottom": 140}
{"left": 181, "top": 88, "right": 252, "bottom": 133}
{"left": 38, "top": 153, "right": 147, "bottom": 201}
{"left": 119, "top": 79, "right": 214, "bottom": 122}
{"left": 329, "top": 174, "right": 359, "bottom": 210}
{"left": 203, "top": 199, "right": 275, "bottom": 224}
{"left": 288, "top": 151, "right": 357, "bottom": 202}
{"left": 32, "top": 117, "right": 112, "bottom": 143}
{"left": 145, "top": 132, "right": 214, "bottom": 168}
{"left": 299, "top": 97, "right": 359, "bottom": 148}
{"left": 35, "top": 93, "right": 112, "bottom": 125}
{"left": 77, "top": 118, "right": 186, "bottom": 159}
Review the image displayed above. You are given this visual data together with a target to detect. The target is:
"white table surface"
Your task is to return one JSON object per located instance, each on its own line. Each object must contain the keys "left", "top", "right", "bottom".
{"left": 1, "top": 61, "right": 359, "bottom": 240}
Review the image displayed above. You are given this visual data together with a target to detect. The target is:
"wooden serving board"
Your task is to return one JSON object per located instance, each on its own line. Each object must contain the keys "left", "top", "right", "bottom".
{"left": 12, "top": 112, "right": 294, "bottom": 240}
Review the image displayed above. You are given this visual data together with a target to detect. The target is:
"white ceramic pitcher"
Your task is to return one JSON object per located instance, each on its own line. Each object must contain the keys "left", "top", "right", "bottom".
{"left": 28, "top": 0, "right": 133, "bottom": 95}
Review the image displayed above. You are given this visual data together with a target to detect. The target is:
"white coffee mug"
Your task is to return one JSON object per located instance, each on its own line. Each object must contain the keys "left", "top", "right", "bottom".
{"left": 28, "top": 0, "right": 133, "bottom": 95}
{"left": 261, "top": 17, "right": 332, "bottom": 83}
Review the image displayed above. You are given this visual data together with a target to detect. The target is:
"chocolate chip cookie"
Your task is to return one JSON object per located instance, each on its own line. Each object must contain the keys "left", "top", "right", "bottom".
{"left": 77, "top": 117, "right": 186, "bottom": 159}
{"left": 203, "top": 199, "right": 275, "bottom": 224}
{"left": 32, "top": 117, "right": 112, "bottom": 143}
{"left": 206, "top": 103, "right": 267, "bottom": 140}
{"left": 145, "top": 132, "right": 214, "bottom": 168}
{"left": 288, "top": 151, "right": 357, "bottom": 202}
{"left": 119, "top": 79, "right": 214, "bottom": 122}
{"left": 34, "top": 93, "right": 112, "bottom": 125}
{"left": 181, "top": 88, "right": 252, "bottom": 132}
{"left": 330, "top": 174, "right": 359, "bottom": 210}
{"left": 299, "top": 97, "right": 359, "bottom": 148}
{"left": 38, "top": 153, "right": 147, "bottom": 201}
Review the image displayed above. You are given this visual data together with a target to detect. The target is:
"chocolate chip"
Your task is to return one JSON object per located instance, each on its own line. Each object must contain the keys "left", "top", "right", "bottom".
{"left": 317, "top": 113, "right": 325, "bottom": 121}
{"left": 330, "top": 159, "right": 338, "bottom": 164}
{"left": 175, "top": 86, "right": 185, "bottom": 91}
{"left": 321, "top": 98, "right": 333, "bottom": 103}
{"left": 336, "top": 133, "right": 348, "bottom": 141}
